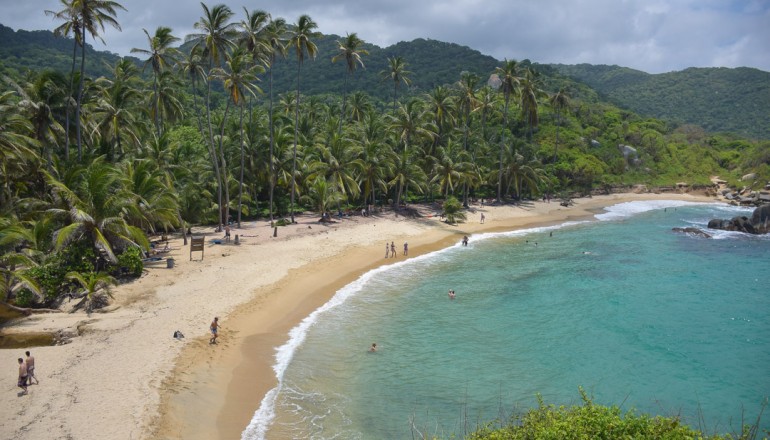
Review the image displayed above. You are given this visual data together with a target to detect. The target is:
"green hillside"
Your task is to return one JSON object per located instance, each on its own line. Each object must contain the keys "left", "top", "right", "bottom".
{"left": 550, "top": 63, "right": 770, "bottom": 139}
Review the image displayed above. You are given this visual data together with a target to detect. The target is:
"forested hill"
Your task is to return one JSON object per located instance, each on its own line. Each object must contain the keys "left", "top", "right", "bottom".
{"left": 550, "top": 63, "right": 770, "bottom": 140}
{"left": 0, "top": 24, "right": 134, "bottom": 80}
{"left": 3, "top": 22, "right": 769, "bottom": 139}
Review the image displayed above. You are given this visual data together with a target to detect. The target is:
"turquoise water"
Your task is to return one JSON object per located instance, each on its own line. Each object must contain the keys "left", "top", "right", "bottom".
{"left": 244, "top": 201, "right": 770, "bottom": 439}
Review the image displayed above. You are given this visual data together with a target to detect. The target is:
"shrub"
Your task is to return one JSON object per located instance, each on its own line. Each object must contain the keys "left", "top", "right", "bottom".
{"left": 113, "top": 246, "right": 144, "bottom": 277}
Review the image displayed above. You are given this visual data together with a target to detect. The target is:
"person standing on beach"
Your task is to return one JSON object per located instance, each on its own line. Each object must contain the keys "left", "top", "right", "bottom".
{"left": 25, "top": 351, "right": 37, "bottom": 385}
{"left": 390, "top": 241, "right": 396, "bottom": 258}
{"left": 224, "top": 225, "right": 231, "bottom": 242}
{"left": 17, "top": 358, "right": 28, "bottom": 395}
{"left": 210, "top": 317, "right": 221, "bottom": 344}
{"left": 403, "top": 242, "right": 408, "bottom": 256}
{"left": 385, "top": 243, "right": 389, "bottom": 258}
{"left": 480, "top": 213, "right": 485, "bottom": 224}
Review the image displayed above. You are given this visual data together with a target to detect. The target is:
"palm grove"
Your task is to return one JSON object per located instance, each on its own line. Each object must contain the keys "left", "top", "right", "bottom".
{"left": 2, "top": 1, "right": 768, "bottom": 313}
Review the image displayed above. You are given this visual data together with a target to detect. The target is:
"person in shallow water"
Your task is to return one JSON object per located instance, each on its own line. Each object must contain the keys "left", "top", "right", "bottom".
{"left": 369, "top": 343, "right": 377, "bottom": 352}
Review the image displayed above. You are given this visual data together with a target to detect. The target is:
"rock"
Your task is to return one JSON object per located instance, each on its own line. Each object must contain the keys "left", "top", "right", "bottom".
{"left": 672, "top": 227, "right": 712, "bottom": 238}
{"left": 707, "top": 205, "right": 770, "bottom": 234}
{"left": 590, "top": 139, "right": 601, "bottom": 147}
{"left": 741, "top": 173, "right": 757, "bottom": 181}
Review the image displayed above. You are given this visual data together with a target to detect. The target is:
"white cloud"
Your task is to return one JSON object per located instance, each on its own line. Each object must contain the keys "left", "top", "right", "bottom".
{"left": 1, "top": 0, "right": 767, "bottom": 73}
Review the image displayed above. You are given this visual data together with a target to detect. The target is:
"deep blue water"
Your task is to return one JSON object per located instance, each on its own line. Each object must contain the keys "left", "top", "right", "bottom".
{"left": 244, "top": 201, "right": 770, "bottom": 439}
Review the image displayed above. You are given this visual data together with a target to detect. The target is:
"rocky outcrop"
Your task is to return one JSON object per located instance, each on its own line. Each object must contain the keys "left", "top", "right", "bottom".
{"left": 672, "top": 227, "right": 712, "bottom": 238}
{"left": 707, "top": 204, "right": 770, "bottom": 234}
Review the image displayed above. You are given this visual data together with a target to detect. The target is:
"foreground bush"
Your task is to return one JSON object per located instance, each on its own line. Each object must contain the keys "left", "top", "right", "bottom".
{"left": 467, "top": 390, "right": 762, "bottom": 440}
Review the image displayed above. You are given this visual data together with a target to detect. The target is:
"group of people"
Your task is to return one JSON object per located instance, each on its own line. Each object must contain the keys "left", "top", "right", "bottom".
{"left": 384, "top": 241, "right": 408, "bottom": 258}
{"left": 16, "top": 351, "right": 38, "bottom": 395}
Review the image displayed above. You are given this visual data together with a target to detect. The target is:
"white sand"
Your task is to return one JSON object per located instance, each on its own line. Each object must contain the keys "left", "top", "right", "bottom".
{"left": 0, "top": 193, "right": 717, "bottom": 439}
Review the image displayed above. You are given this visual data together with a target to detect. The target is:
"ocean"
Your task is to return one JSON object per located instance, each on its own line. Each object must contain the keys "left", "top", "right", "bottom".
{"left": 243, "top": 201, "right": 770, "bottom": 439}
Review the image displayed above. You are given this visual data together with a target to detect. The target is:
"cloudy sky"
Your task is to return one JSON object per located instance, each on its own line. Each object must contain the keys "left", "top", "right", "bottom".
{"left": 2, "top": 0, "right": 769, "bottom": 74}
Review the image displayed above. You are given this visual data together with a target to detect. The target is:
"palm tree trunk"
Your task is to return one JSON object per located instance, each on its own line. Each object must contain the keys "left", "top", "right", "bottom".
{"left": 219, "top": 100, "right": 232, "bottom": 226}
{"left": 76, "top": 36, "right": 86, "bottom": 161}
{"left": 268, "top": 61, "right": 276, "bottom": 223}
{"left": 65, "top": 38, "right": 78, "bottom": 162}
{"left": 552, "top": 109, "right": 561, "bottom": 162}
{"left": 237, "top": 102, "right": 245, "bottom": 229}
{"left": 497, "top": 98, "right": 510, "bottom": 203}
{"left": 290, "top": 60, "right": 302, "bottom": 223}
{"left": 205, "top": 74, "right": 224, "bottom": 231}
{"left": 338, "top": 73, "right": 348, "bottom": 136}
{"left": 153, "top": 74, "right": 160, "bottom": 137}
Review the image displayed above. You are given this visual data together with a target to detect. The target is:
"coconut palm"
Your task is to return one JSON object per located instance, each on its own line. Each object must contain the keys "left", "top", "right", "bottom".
{"left": 549, "top": 87, "right": 571, "bottom": 162}
{"left": 178, "top": 46, "right": 207, "bottom": 136}
{"left": 211, "top": 48, "right": 263, "bottom": 227}
{"left": 0, "top": 91, "right": 40, "bottom": 212}
{"left": 45, "top": 0, "right": 82, "bottom": 161}
{"left": 493, "top": 59, "right": 522, "bottom": 202}
{"left": 57, "top": 0, "right": 126, "bottom": 161}
{"left": 0, "top": 219, "right": 42, "bottom": 306}
{"left": 47, "top": 157, "right": 149, "bottom": 270}
{"left": 66, "top": 270, "right": 116, "bottom": 313}
{"left": 7, "top": 71, "right": 66, "bottom": 169}
{"left": 90, "top": 58, "right": 141, "bottom": 160}
{"left": 441, "top": 195, "right": 466, "bottom": 224}
{"left": 263, "top": 17, "right": 287, "bottom": 222}
{"left": 332, "top": 32, "right": 368, "bottom": 135}
{"left": 131, "top": 26, "right": 181, "bottom": 137}
{"left": 381, "top": 56, "right": 412, "bottom": 113}
{"left": 187, "top": 2, "right": 238, "bottom": 230}
{"left": 287, "top": 14, "right": 320, "bottom": 223}
{"left": 519, "top": 67, "right": 546, "bottom": 140}
{"left": 354, "top": 112, "right": 395, "bottom": 208}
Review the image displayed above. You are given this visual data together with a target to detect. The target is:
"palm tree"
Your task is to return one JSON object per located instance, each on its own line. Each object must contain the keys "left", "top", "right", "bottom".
{"left": 178, "top": 46, "right": 207, "bottom": 136}
{"left": 47, "top": 157, "right": 149, "bottom": 270}
{"left": 519, "top": 67, "right": 546, "bottom": 140}
{"left": 493, "top": 59, "right": 522, "bottom": 202}
{"left": 212, "top": 48, "right": 262, "bottom": 228}
{"left": 8, "top": 71, "right": 67, "bottom": 169}
{"left": 332, "top": 32, "right": 368, "bottom": 135}
{"left": 187, "top": 2, "right": 238, "bottom": 230}
{"left": 549, "top": 87, "right": 570, "bottom": 162}
{"left": 257, "top": 17, "right": 288, "bottom": 222}
{"left": 45, "top": 0, "right": 82, "bottom": 161}
{"left": 381, "top": 56, "right": 412, "bottom": 112}
{"left": 131, "top": 26, "right": 180, "bottom": 137}
{"left": 90, "top": 58, "right": 141, "bottom": 161}
{"left": 66, "top": 271, "right": 117, "bottom": 313}
{"left": 0, "top": 219, "right": 43, "bottom": 307}
{"left": 65, "top": 0, "right": 126, "bottom": 161}
{"left": 287, "top": 14, "right": 320, "bottom": 223}
{"left": 0, "top": 91, "right": 39, "bottom": 212}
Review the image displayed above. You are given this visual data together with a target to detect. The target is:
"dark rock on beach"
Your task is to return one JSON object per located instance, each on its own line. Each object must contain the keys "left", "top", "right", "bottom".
{"left": 707, "top": 204, "right": 770, "bottom": 234}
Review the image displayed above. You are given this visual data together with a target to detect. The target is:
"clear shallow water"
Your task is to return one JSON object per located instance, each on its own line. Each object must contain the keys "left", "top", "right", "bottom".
{"left": 244, "top": 201, "right": 770, "bottom": 439}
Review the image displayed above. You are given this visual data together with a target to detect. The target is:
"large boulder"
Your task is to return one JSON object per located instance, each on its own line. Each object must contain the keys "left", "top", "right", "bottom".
{"left": 750, "top": 204, "right": 770, "bottom": 234}
{"left": 708, "top": 205, "right": 770, "bottom": 234}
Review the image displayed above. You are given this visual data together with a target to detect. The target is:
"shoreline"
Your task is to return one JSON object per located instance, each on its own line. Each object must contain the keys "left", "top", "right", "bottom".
{"left": 0, "top": 193, "right": 718, "bottom": 440}
{"left": 153, "top": 193, "right": 717, "bottom": 440}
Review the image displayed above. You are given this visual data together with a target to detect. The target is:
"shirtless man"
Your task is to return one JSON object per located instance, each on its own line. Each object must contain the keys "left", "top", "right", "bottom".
{"left": 369, "top": 343, "right": 377, "bottom": 352}
{"left": 390, "top": 241, "right": 396, "bottom": 258}
{"left": 210, "top": 317, "right": 221, "bottom": 344}
{"left": 17, "top": 358, "right": 28, "bottom": 395}
{"left": 25, "top": 351, "right": 37, "bottom": 385}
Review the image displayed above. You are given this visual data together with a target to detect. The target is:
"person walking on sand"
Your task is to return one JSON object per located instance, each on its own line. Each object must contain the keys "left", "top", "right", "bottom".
{"left": 480, "top": 213, "right": 485, "bottom": 224}
{"left": 224, "top": 225, "right": 231, "bottom": 242}
{"left": 17, "top": 358, "right": 28, "bottom": 395}
{"left": 385, "top": 243, "right": 389, "bottom": 258}
{"left": 210, "top": 317, "right": 221, "bottom": 344}
{"left": 403, "top": 242, "right": 408, "bottom": 256}
{"left": 390, "top": 241, "right": 396, "bottom": 258}
{"left": 25, "top": 351, "right": 37, "bottom": 385}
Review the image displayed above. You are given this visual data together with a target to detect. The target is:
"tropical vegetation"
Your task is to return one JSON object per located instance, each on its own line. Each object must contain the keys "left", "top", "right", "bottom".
{"left": 1, "top": 4, "right": 768, "bottom": 318}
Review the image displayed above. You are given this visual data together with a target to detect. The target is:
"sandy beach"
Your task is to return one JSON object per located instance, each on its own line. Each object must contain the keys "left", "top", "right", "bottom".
{"left": 0, "top": 192, "right": 717, "bottom": 439}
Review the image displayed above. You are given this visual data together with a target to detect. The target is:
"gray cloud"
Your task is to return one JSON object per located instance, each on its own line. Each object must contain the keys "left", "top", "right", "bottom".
{"left": 2, "top": 0, "right": 768, "bottom": 73}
